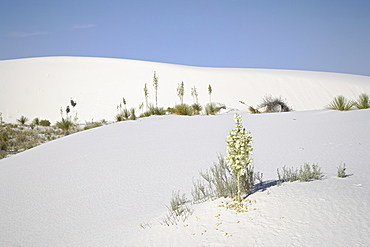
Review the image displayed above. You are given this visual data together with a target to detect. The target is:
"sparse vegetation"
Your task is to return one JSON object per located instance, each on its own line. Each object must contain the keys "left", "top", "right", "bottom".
{"left": 337, "top": 163, "right": 347, "bottom": 178}
{"left": 277, "top": 163, "right": 322, "bottom": 184}
{"left": 161, "top": 191, "right": 193, "bottom": 226}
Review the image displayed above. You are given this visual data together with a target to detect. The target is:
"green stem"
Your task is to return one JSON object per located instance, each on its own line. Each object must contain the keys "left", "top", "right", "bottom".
{"left": 237, "top": 173, "right": 241, "bottom": 203}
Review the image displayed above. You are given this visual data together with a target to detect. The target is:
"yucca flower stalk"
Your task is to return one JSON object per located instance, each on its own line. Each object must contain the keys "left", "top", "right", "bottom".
{"left": 225, "top": 113, "right": 253, "bottom": 203}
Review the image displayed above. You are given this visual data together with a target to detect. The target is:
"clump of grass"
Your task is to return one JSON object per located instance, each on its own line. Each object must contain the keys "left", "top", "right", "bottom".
{"left": 191, "top": 155, "right": 257, "bottom": 204}
{"left": 326, "top": 95, "right": 354, "bottom": 111}
{"left": 337, "top": 163, "right": 347, "bottom": 178}
{"left": 161, "top": 191, "right": 193, "bottom": 226}
{"left": 84, "top": 120, "right": 103, "bottom": 130}
{"left": 140, "top": 104, "right": 166, "bottom": 117}
{"left": 173, "top": 104, "right": 193, "bottom": 116}
{"left": 39, "top": 119, "right": 51, "bottom": 127}
{"left": 204, "top": 102, "right": 225, "bottom": 115}
{"left": 277, "top": 163, "right": 322, "bottom": 184}
{"left": 354, "top": 93, "right": 370, "bottom": 109}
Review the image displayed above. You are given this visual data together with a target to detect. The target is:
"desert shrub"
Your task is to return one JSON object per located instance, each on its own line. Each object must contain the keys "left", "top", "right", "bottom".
{"left": 0, "top": 130, "right": 8, "bottom": 150}
{"left": 56, "top": 118, "right": 74, "bottom": 135}
{"left": 337, "top": 163, "right": 347, "bottom": 178}
{"left": 326, "top": 95, "right": 354, "bottom": 111}
{"left": 39, "top": 119, "right": 51, "bottom": 126}
{"left": 84, "top": 121, "right": 103, "bottom": 130}
{"left": 191, "top": 103, "right": 202, "bottom": 115}
{"left": 258, "top": 95, "right": 292, "bottom": 113}
{"left": 17, "top": 116, "right": 29, "bottom": 125}
{"left": 161, "top": 191, "right": 193, "bottom": 226}
{"left": 354, "top": 93, "right": 370, "bottom": 109}
{"left": 192, "top": 155, "right": 238, "bottom": 203}
{"left": 173, "top": 104, "right": 193, "bottom": 116}
{"left": 115, "top": 114, "right": 124, "bottom": 122}
{"left": 277, "top": 163, "right": 322, "bottom": 183}
{"left": 204, "top": 102, "right": 225, "bottom": 115}
{"left": 140, "top": 104, "right": 166, "bottom": 117}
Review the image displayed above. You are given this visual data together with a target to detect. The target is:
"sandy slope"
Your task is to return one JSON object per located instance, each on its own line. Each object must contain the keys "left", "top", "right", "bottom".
{"left": 1, "top": 56, "right": 369, "bottom": 123}
{"left": 0, "top": 109, "right": 369, "bottom": 246}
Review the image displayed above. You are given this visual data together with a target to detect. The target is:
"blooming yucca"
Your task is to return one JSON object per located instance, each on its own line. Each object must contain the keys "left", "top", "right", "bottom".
{"left": 225, "top": 113, "right": 253, "bottom": 202}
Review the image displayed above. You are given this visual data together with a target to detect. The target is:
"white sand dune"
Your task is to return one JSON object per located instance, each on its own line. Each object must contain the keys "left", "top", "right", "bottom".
{"left": 0, "top": 109, "right": 369, "bottom": 246}
{"left": 1, "top": 56, "right": 369, "bottom": 123}
{"left": 0, "top": 57, "right": 370, "bottom": 246}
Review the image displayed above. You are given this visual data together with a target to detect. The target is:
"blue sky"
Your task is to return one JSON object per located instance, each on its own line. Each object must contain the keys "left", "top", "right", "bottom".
{"left": 1, "top": 0, "right": 369, "bottom": 76}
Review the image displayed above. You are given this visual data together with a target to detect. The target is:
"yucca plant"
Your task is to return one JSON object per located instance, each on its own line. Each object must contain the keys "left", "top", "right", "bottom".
{"left": 354, "top": 93, "right": 370, "bottom": 109}
{"left": 129, "top": 108, "right": 137, "bottom": 120}
{"left": 191, "top": 103, "right": 202, "bottom": 115}
{"left": 56, "top": 118, "right": 74, "bottom": 135}
{"left": 226, "top": 113, "right": 253, "bottom": 202}
{"left": 32, "top": 117, "right": 40, "bottom": 126}
{"left": 17, "top": 116, "right": 29, "bottom": 125}
{"left": 326, "top": 95, "right": 354, "bottom": 111}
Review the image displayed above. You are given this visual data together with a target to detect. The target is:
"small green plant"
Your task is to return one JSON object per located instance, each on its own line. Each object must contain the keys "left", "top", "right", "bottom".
{"left": 277, "top": 163, "right": 322, "bottom": 184}
{"left": 192, "top": 155, "right": 238, "bottom": 203}
{"left": 191, "top": 103, "right": 202, "bottom": 115}
{"left": 17, "top": 116, "right": 29, "bottom": 125}
{"left": 129, "top": 108, "right": 137, "bottom": 120}
{"left": 56, "top": 118, "right": 74, "bottom": 135}
{"left": 248, "top": 106, "right": 260, "bottom": 114}
{"left": 83, "top": 121, "right": 103, "bottom": 130}
{"left": 161, "top": 191, "right": 193, "bottom": 226}
{"left": 39, "top": 119, "right": 51, "bottom": 126}
{"left": 32, "top": 118, "right": 40, "bottom": 126}
{"left": 326, "top": 95, "right": 354, "bottom": 111}
{"left": 140, "top": 104, "right": 166, "bottom": 117}
{"left": 226, "top": 113, "right": 254, "bottom": 202}
{"left": 204, "top": 102, "right": 225, "bottom": 115}
{"left": 337, "top": 163, "right": 347, "bottom": 178}
{"left": 354, "top": 93, "right": 370, "bottom": 109}
{"left": 173, "top": 104, "right": 193, "bottom": 116}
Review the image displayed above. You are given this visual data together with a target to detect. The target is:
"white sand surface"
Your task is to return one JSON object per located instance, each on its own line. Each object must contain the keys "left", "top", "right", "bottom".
{"left": 1, "top": 56, "right": 369, "bottom": 123}
{"left": 0, "top": 109, "right": 369, "bottom": 246}
{"left": 0, "top": 57, "right": 369, "bottom": 246}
